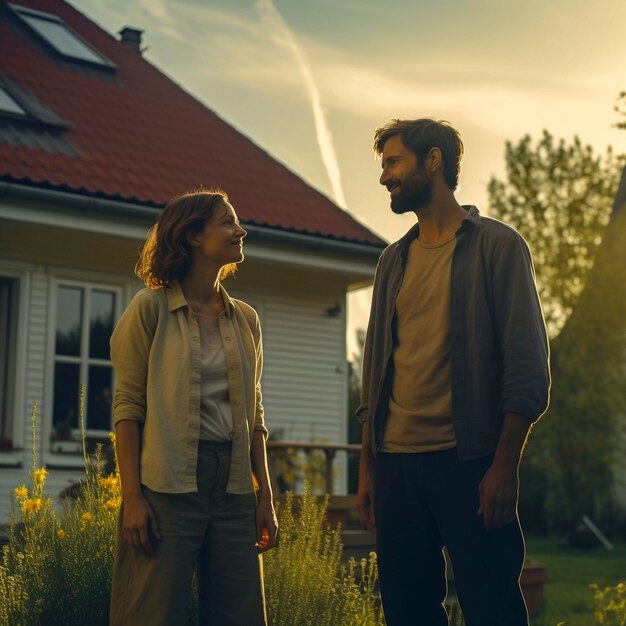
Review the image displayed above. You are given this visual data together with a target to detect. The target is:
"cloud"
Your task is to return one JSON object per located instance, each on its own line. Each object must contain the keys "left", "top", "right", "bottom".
{"left": 255, "top": 0, "right": 346, "bottom": 208}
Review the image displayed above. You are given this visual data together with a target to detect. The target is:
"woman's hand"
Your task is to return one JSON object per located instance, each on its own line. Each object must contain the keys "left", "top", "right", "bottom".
{"left": 122, "top": 493, "right": 161, "bottom": 557}
{"left": 255, "top": 497, "right": 278, "bottom": 554}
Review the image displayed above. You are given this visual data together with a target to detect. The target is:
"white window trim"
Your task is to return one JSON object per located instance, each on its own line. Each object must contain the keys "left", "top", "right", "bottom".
{"left": 43, "top": 275, "right": 122, "bottom": 467}
{"left": 0, "top": 262, "right": 30, "bottom": 467}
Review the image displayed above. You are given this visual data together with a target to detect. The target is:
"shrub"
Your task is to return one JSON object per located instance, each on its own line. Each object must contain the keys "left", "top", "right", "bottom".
{"left": 0, "top": 404, "right": 387, "bottom": 625}
{"left": 264, "top": 487, "right": 384, "bottom": 626}
{"left": 0, "top": 434, "right": 119, "bottom": 626}
{"left": 591, "top": 582, "right": 626, "bottom": 626}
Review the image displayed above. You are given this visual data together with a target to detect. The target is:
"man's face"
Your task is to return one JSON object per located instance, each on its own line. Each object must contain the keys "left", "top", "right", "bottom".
{"left": 379, "top": 134, "right": 432, "bottom": 214}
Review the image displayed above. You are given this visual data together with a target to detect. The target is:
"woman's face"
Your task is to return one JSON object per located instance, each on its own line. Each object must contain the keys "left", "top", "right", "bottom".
{"left": 191, "top": 200, "right": 247, "bottom": 266}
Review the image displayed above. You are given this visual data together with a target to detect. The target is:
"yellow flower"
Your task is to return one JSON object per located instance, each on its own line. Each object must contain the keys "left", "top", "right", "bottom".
{"left": 104, "top": 497, "right": 121, "bottom": 512}
{"left": 14, "top": 485, "right": 28, "bottom": 500}
{"left": 33, "top": 467, "right": 48, "bottom": 485}
{"left": 20, "top": 498, "right": 42, "bottom": 514}
{"left": 57, "top": 529, "right": 65, "bottom": 539}
{"left": 99, "top": 475, "right": 119, "bottom": 492}
{"left": 109, "top": 432, "right": 116, "bottom": 444}
{"left": 81, "top": 512, "right": 93, "bottom": 524}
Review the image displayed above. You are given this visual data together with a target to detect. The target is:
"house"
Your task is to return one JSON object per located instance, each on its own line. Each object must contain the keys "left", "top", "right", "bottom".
{"left": 0, "top": 0, "right": 385, "bottom": 522}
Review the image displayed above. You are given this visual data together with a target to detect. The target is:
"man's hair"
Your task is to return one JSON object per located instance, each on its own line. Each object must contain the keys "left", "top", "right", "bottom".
{"left": 373, "top": 118, "right": 464, "bottom": 190}
{"left": 136, "top": 188, "right": 236, "bottom": 288}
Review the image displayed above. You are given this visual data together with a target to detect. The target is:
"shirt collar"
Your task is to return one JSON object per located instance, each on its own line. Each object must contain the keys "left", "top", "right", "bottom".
{"left": 166, "top": 281, "right": 234, "bottom": 318}
{"left": 396, "top": 204, "right": 482, "bottom": 254}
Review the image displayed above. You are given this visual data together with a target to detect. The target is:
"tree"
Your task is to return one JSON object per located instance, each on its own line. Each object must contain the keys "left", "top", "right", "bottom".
{"left": 541, "top": 207, "right": 626, "bottom": 531}
{"left": 489, "top": 129, "right": 626, "bottom": 533}
{"left": 615, "top": 91, "right": 626, "bottom": 130}
{"left": 487, "top": 131, "right": 625, "bottom": 338}
{"left": 347, "top": 328, "right": 365, "bottom": 494}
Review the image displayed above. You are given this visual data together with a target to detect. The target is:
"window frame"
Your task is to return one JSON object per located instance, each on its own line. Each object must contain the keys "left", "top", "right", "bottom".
{"left": 0, "top": 85, "right": 28, "bottom": 119}
{"left": 44, "top": 276, "right": 122, "bottom": 464}
{"left": 8, "top": 3, "right": 116, "bottom": 70}
{"left": 0, "top": 264, "right": 29, "bottom": 467}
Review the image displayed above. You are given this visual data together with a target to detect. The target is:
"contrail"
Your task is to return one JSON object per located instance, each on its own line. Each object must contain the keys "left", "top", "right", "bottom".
{"left": 256, "top": 0, "right": 347, "bottom": 208}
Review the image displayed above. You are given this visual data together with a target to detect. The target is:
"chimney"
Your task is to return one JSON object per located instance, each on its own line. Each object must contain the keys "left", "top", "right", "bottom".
{"left": 118, "top": 27, "right": 144, "bottom": 54}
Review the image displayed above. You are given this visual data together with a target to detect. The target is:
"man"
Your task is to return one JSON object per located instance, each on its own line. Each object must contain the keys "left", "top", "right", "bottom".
{"left": 356, "top": 118, "right": 550, "bottom": 626}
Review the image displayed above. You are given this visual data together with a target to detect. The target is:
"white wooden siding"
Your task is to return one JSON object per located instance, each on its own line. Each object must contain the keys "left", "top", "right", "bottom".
{"left": 0, "top": 219, "right": 361, "bottom": 523}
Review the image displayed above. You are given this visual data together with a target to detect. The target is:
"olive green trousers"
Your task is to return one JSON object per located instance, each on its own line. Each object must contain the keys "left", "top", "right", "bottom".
{"left": 110, "top": 441, "right": 266, "bottom": 626}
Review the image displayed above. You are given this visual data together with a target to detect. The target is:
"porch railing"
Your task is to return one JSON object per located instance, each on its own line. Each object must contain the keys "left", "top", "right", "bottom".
{"left": 266, "top": 441, "right": 361, "bottom": 495}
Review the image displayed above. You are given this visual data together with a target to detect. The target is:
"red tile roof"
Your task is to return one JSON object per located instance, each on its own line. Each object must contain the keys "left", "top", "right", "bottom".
{"left": 0, "top": 0, "right": 385, "bottom": 246}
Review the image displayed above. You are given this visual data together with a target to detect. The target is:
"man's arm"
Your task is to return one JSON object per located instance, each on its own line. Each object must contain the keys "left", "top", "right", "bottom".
{"left": 480, "top": 230, "right": 550, "bottom": 530}
{"left": 355, "top": 256, "right": 386, "bottom": 533}
{"left": 478, "top": 412, "right": 531, "bottom": 530}
{"left": 356, "top": 422, "right": 376, "bottom": 532}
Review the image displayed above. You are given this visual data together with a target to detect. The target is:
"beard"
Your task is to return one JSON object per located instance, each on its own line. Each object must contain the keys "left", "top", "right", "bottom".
{"left": 390, "top": 168, "right": 433, "bottom": 214}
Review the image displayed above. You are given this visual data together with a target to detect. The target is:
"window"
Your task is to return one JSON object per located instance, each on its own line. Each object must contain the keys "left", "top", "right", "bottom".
{"left": 9, "top": 3, "right": 115, "bottom": 68}
{"left": 52, "top": 283, "right": 119, "bottom": 440}
{"left": 0, "top": 277, "right": 19, "bottom": 450}
{"left": 0, "top": 86, "right": 27, "bottom": 117}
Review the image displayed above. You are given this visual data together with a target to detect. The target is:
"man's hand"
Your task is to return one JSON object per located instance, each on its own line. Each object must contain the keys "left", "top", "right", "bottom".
{"left": 255, "top": 497, "right": 278, "bottom": 554}
{"left": 356, "top": 479, "right": 376, "bottom": 533}
{"left": 478, "top": 461, "right": 519, "bottom": 530}
{"left": 122, "top": 493, "right": 161, "bottom": 556}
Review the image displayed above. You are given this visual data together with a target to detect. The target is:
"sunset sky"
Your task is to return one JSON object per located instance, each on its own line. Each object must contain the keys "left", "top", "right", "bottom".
{"left": 71, "top": 0, "right": 626, "bottom": 353}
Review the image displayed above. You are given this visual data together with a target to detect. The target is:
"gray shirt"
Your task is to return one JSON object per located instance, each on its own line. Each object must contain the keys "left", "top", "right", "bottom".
{"left": 356, "top": 205, "right": 551, "bottom": 461}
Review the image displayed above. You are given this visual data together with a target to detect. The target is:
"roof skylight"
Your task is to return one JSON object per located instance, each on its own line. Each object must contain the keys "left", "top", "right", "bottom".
{"left": 9, "top": 4, "right": 114, "bottom": 68}
{"left": 0, "top": 86, "right": 27, "bottom": 117}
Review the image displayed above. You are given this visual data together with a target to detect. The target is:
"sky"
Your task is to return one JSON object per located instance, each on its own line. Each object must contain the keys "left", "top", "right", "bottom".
{"left": 71, "top": 0, "right": 626, "bottom": 358}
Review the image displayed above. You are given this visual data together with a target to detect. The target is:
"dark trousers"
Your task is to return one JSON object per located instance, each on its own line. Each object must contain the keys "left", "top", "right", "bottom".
{"left": 374, "top": 448, "right": 528, "bottom": 626}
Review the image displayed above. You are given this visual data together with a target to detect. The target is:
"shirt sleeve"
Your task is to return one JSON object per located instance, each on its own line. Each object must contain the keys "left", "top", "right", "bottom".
{"left": 355, "top": 257, "right": 383, "bottom": 425}
{"left": 491, "top": 231, "right": 551, "bottom": 423}
{"left": 251, "top": 311, "right": 268, "bottom": 436}
{"left": 110, "top": 289, "right": 159, "bottom": 426}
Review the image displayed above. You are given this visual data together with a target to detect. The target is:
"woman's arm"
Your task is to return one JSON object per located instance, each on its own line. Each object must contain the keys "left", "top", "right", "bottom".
{"left": 250, "top": 429, "right": 277, "bottom": 553}
{"left": 116, "top": 420, "right": 161, "bottom": 556}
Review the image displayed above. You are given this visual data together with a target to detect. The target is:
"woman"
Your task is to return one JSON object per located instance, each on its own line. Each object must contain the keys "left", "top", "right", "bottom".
{"left": 109, "top": 189, "right": 277, "bottom": 626}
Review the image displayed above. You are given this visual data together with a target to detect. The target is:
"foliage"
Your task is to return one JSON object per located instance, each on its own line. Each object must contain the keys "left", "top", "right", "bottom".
{"left": 264, "top": 487, "right": 384, "bottom": 626}
{"left": 487, "top": 130, "right": 625, "bottom": 338}
{"left": 347, "top": 328, "right": 365, "bottom": 494}
{"left": 525, "top": 535, "right": 626, "bottom": 625}
{"left": 0, "top": 432, "right": 119, "bottom": 625}
{"left": 533, "top": 209, "right": 626, "bottom": 531}
{"left": 615, "top": 91, "right": 626, "bottom": 130}
{"left": 591, "top": 582, "right": 626, "bottom": 626}
{"left": 1, "top": 403, "right": 387, "bottom": 625}
{"left": 490, "top": 130, "right": 626, "bottom": 532}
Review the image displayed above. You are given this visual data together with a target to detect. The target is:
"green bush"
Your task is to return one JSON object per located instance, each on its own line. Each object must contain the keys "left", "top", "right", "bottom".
{"left": 264, "top": 488, "right": 384, "bottom": 626}
{"left": 0, "top": 438, "right": 119, "bottom": 626}
{"left": 0, "top": 405, "right": 387, "bottom": 625}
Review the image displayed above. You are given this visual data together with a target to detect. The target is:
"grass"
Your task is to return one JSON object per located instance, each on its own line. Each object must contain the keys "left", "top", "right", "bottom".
{"left": 526, "top": 535, "right": 626, "bottom": 626}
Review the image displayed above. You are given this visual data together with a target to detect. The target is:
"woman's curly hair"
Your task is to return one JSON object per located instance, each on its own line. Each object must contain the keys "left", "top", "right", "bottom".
{"left": 136, "top": 188, "right": 237, "bottom": 288}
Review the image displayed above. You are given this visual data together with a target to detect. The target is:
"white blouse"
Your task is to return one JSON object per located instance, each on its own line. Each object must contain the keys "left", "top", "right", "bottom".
{"left": 194, "top": 312, "right": 234, "bottom": 442}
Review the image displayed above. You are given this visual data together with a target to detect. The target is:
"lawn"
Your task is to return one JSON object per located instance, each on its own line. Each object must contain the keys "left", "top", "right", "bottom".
{"left": 525, "top": 535, "right": 626, "bottom": 626}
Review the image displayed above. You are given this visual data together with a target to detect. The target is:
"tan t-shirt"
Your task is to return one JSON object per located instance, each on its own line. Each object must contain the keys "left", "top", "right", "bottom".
{"left": 383, "top": 235, "right": 457, "bottom": 452}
